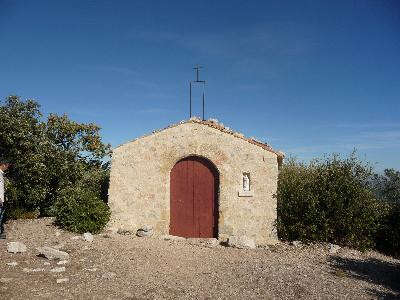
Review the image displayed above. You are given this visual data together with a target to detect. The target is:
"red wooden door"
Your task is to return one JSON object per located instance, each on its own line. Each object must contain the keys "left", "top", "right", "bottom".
{"left": 170, "top": 156, "right": 218, "bottom": 238}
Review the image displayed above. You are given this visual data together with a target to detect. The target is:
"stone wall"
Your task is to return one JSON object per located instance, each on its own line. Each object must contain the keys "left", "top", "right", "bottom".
{"left": 108, "top": 119, "right": 281, "bottom": 245}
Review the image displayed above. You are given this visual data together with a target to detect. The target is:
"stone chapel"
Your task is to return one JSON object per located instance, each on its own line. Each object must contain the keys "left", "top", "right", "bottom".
{"left": 108, "top": 118, "right": 283, "bottom": 245}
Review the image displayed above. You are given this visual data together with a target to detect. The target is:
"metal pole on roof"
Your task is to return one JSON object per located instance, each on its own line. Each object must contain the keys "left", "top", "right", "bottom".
{"left": 189, "top": 65, "right": 206, "bottom": 120}
{"left": 202, "top": 84, "right": 205, "bottom": 121}
{"left": 189, "top": 81, "right": 192, "bottom": 118}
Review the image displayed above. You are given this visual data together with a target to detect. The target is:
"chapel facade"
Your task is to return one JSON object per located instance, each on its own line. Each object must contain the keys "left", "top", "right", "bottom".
{"left": 108, "top": 118, "right": 283, "bottom": 245}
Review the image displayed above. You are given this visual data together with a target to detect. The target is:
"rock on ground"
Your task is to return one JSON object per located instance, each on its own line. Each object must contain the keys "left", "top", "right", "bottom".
{"left": 50, "top": 267, "right": 66, "bottom": 273}
{"left": 329, "top": 243, "right": 341, "bottom": 254}
{"left": 83, "top": 232, "right": 94, "bottom": 242}
{"left": 36, "top": 246, "right": 70, "bottom": 260}
{"left": 7, "top": 241, "right": 27, "bottom": 253}
{"left": 291, "top": 240, "right": 302, "bottom": 247}
{"left": 56, "top": 278, "right": 69, "bottom": 284}
{"left": 136, "top": 225, "right": 153, "bottom": 237}
{"left": 23, "top": 268, "right": 45, "bottom": 273}
{"left": 140, "top": 225, "right": 152, "bottom": 232}
{"left": 227, "top": 236, "right": 256, "bottom": 249}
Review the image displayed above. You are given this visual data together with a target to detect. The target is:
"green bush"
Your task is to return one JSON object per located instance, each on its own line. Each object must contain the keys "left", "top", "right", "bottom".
{"left": 370, "top": 168, "right": 400, "bottom": 257}
{"left": 277, "top": 153, "right": 382, "bottom": 250}
{"left": 375, "top": 202, "right": 400, "bottom": 257}
{"left": 54, "top": 186, "right": 111, "bottom": 234}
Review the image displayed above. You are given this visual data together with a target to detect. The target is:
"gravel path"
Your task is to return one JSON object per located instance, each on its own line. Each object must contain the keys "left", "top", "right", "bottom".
{"left": 1, "top": 218, "right": 399, "bottom": 299}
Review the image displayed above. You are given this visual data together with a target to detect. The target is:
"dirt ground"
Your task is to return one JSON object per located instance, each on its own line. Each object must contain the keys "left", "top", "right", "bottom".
{"left": 0, "top": 218, "right": 399, "bottom": 299}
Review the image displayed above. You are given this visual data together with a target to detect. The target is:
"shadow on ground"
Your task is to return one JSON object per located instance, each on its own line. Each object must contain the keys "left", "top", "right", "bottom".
{"left": 329, "top": 255, "right": 400, "bottom": 299}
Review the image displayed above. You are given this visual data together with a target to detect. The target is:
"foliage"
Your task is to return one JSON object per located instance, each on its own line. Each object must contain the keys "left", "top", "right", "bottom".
{"left": 375, "top": 202, "right": 400, "bottom": 257}
{"left": 369, "top": 168, "right": 400, "bottom": 257}
{"left": 0, "top": 95, "right": 111, "bottom": 218}
{"left": 46, "top": 113, "right": 110, "bottom": 161}
{"left": 277, "top": 153, "right": 383, "bottom": 250}
{"left": 54, "top": 185, "right": 111, "bottom": 234}
{"left": 0, "top": 96, "right": 49, "bottom": 211}
{"left": 372, "top": 169, "right": 400, "bottom": 204}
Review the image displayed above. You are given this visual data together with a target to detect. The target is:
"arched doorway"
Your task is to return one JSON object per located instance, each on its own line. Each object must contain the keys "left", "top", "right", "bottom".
{"left": 170, "top": 156, "right": 219, "bottom": 238}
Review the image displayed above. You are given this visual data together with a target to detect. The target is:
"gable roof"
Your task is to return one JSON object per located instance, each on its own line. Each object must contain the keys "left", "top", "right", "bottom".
{"left": 116, "top": 117, "right": 285, "bottom": 158}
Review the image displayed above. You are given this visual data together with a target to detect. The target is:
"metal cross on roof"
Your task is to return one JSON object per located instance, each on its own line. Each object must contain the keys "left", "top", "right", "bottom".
{"left": 189, "top": 65, "right": 206, "bottom": 120}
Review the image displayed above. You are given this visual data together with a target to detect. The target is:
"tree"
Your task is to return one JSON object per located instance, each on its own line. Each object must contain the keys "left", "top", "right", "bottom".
{"left": 373, "top": 169, "right": 400, "bottom": 204}
{"left": 41, "top": 113, "right": 111, "bottom": 215}
{"left": 0, "top": 96, "right": 49, "bottom": 212}
{"left": 0, "top": 95, "right": 111, "bottom": 217}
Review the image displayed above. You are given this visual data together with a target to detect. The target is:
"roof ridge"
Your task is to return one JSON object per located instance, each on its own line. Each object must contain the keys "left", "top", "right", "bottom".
{"left": 114, "top": 117, "right": 284, "bottom": 158}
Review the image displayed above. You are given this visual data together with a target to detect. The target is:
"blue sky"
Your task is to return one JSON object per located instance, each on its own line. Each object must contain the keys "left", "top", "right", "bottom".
{"left": 1, "top": 0, "right": 399, "bottom": 171}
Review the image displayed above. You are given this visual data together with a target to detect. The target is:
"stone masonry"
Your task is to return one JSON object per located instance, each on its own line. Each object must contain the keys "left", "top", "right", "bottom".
{"left": 108, "top": 118, "right": 284, "bottom": 245}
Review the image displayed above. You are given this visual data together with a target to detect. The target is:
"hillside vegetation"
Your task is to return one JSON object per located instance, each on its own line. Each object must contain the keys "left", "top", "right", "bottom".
{"left": 277, "top": 153, "right": 400, "bottom": 257}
